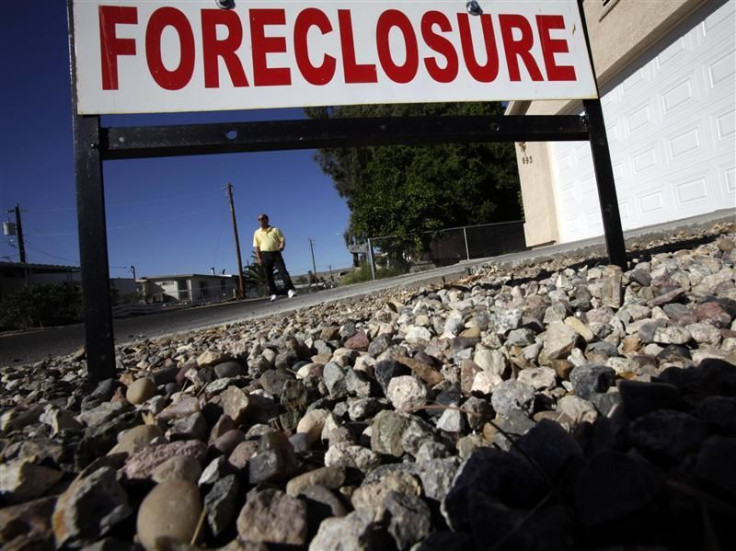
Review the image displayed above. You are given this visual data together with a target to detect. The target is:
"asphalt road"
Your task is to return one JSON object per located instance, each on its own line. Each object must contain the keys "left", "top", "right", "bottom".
{"left": 2, "top": 207, "right": 731, "bottom": 367}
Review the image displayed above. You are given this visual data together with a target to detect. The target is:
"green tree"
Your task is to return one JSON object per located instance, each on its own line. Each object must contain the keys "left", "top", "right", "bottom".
{"left": 243, "top": 252, "right": 268, "bottom": 297}
{"left": 305, "top": 102, "right": 521, "bottom": 242}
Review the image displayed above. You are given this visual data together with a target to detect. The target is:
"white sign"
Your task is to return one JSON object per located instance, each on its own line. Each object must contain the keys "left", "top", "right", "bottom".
{"left": 71, "top": 0, "right": 597, "bottom": 114}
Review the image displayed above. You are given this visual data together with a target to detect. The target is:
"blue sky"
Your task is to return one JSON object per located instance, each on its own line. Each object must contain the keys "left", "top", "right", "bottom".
{"left": 0, "top": 2, "right": 354, "bottom": 279}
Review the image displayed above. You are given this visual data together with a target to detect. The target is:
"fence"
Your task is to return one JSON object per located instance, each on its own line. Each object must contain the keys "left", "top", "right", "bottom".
{"left": 366, "top": 221, "right": 527, "bottom": 278}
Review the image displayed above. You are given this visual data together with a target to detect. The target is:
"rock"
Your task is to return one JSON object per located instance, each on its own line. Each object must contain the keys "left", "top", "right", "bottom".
{"left": 156, "top": 394, "right": 200, "bottom": 422}
{"left": 618, "top": 380, "right": 684, "bottom": 419}
{"left": 629, "top": 410, "right": 708, "bottom": 463}
{"left": 541, "top": 322, "right": 579, "bottom": 361}
{"left": 325, "top": 442, "right": 381, "bottom": 472}
{"left": 513, "top": 419, "right": 582, "bottom": 478}
{"left": 214, "top": 361, "right": 247, "bottom": 378}
{"left": 0, "top": 459, "right": 63, "bottom": 505}
{"left": 384, "top": 491, "right": 432, "bottom": 549}
{"left": 351, "top": 471, "right": 421, "bottom": 520}
{"left": 136, "top": 478, "right": 201, "bottom": 551}
{"left": 569, "top": 365, "right": 616, "bottom": 400}
{"left": 204, "top": 474, "right": 240, "bottom": 538}
{"left": 248, "top": 431, "right": 298, "bottom": 484}
{"left": 151, "top": 454, "right": 202, "bottom": 484}
{"left": 0, "top": 496, "right": 56, "bottom": 549}
{"left": 286, "top": 466, "right": 346, "bottom": 497}
{"left": 123, "top": 440, "right": 207, "bottom": 480}
{"left": 442, "top": 448, "right": 547, "bottom": 532}
{"left": 125, "top": 378, "right": 156, "bottom": 405}
{"left": 308, "top": 510, "right": 381, "bottom": 551}
{"left": 108, "top": 424, "right": 163, "bottom": 456}
{"left": 237, "top": 489, "right": 307, "bottom": 546}
{"left": 517, "top": 366, "right": 557, "bottom": 390}
{"left": 219, "top": 386, "right": 250, "bottom": 424}
{"left": 395, "top": 355, "right": 443, "bottom": 386}
{"left": 52, "top": 467, "right": 131, "bottom": 548}
{"left": 387, "top": 376, "right": 427, "bottom": 411}
{"left": 574, "top": 450, "right": 664, "bottom": 526}
{"left": 491, "top": 380, "right": 535, "bottom": 417}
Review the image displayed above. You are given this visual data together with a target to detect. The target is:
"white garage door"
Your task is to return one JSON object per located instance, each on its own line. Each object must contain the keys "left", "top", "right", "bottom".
{"left": 551, "top": 0, "right": 735, "bottom": 243}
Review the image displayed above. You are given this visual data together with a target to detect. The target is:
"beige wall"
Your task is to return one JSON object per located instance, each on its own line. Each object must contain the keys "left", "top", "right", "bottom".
{"left": 510, "top": 0, "right": 706, "bottom": 246}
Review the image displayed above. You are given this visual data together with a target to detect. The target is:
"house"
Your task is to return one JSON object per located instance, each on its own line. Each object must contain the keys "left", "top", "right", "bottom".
{"left": 507, "top": 0, "right": 735, "bottom": 248}
{"left": 139, "top": 274, "right": 237, "bottom": 304}
{"left": 0, "top": 261, "right": 80, "bottom": 299}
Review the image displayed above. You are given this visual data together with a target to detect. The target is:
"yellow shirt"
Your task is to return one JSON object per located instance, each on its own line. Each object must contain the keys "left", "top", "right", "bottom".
{"left": 253, "top": 226, "right": 285, "bottom": 252}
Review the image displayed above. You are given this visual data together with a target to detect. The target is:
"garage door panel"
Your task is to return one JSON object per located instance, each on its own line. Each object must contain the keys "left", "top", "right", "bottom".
{"left": 550, "top": 0, "right": 735, "bottom": 243}
{"left": 722, "top": 164, "right": 735, "bottom": 198}
{"left": 707, "top": 50, "right": 735, "bottom": 89}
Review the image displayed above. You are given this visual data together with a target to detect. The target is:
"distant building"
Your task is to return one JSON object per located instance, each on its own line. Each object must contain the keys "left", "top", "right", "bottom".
{"left": 139, "top": 274, "right": 236, "bottom": 304}
{"left": 0, "top": 261, "right": 80, "bottom": 300}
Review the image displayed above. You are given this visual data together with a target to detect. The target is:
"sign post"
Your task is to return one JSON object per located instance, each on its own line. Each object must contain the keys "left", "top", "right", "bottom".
{"left": 68, "top": 0, "right": 626, "bottom": 381}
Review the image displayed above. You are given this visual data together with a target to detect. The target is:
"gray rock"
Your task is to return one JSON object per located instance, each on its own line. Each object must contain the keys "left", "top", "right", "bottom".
{"left": 219, "top": 386, "right": 250, "bottom": 424}
{"left": 213, "top": 360, "right": 247, "bottom": 378}
{"left": 630, "top": 410, "right": 708, "bottom": 462}
{"left": 419, "top": 457, "right": 462, "bottom": 501}
{"left": 694, "top": 436, "right": 736, "bottom": 499}
{"left": 323, "top": 362, "right": 347, "bottom": 400}
{"left": 308, "top": 510, "right": 382, "bottom": 551}
{"left": 52, "top": 467, "right": 131, "bottom": 548}
{"left": 442, "top": 448, "right": 546, "bottom": 532}
{"left": 384, "top": 491, "right": 432, "bottom": 550}
{"left": 248, "top": 431, "right": 298, "bottom": 484}
{"left": 491, "top": 380, "right": 535, "bottom": 417}
{"left": 569, "top": 364, "right": 616, "bottom": 400}
{"left": 387, "top": 375, "right": 427, "bottom": 411}
{"left": 204, "top": 474, "right": 240, "bottom": 537}
{"left": 325, "top": 442, "right": 381, "bottom": 472}
{"left": 574, "top": 450, "right": 664, "bottom": 526}
{"left": 513, "top": 419, "right": 582, "bottom": 478}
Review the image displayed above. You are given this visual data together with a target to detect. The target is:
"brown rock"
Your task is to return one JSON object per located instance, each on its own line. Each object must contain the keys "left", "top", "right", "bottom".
{"left": 123, "top": 440, "right": 207, "bottom": 480}
{"left": 126, "top": 378, "right": 157, "bottom": 405}
{"left": 396, "top": 356, "right": 443, "bottom": 387}
{"left": 137, "top": 478, "right": 202, "bottom": 551}
{"left": 236, "top": 489, "right": 307, "bottom": 545}
{"left": 344, "top": 331, "right": 370, "bottom": 351}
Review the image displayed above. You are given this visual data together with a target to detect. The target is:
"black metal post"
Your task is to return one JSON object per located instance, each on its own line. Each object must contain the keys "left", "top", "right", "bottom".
{"left": 68, "top": 0, "right": 116, "bottom": 381}
{"left": 578, "top": 0, "right": 627, "bottom": 269}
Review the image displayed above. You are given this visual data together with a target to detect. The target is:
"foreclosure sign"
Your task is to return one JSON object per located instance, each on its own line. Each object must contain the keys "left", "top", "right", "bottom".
{"left": 71, "top": 0, "right": 597, "bottom": 114}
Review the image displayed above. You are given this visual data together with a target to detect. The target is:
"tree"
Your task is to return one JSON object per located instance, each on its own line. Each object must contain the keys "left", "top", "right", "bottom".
{"left": 243, "top": 252, "right": 267, "bottom": 297}
{"left": 305, "top": 102, "right": 521, "bottom": 242}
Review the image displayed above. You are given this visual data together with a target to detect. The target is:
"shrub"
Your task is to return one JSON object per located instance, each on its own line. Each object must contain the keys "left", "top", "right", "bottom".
{"left": 0, "top": 283, "right": 82, "bottom": 330}
{"left": 339, "top": 263, "right": 405, "bottom": 286}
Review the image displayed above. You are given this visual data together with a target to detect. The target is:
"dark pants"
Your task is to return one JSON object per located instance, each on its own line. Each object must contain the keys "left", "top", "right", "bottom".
{"left": 261, "top": 251, "right": 294, "bottom": 295}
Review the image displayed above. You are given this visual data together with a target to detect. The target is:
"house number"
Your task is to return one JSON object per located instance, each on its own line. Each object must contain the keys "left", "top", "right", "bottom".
{"left": 521, "top": 155, "right": 534, "bottom": 165}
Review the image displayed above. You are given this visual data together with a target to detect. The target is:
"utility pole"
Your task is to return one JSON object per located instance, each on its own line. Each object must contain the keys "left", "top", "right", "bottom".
{"left": 308, "top": 238, "right": 317, "bottom": 280}
{"left": 225, "top": 183, "right": 245, "bottom": 299}
{"left": 130, "top": 265, "right": 136, "bottom": 280}
{"left": 7, "top": 204, "right": 26, "bottom": 263}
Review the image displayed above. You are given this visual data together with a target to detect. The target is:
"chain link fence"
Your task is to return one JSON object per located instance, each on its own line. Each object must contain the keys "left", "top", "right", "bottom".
{"left": 366, "top": 221, "right": 526, "bottom": 278}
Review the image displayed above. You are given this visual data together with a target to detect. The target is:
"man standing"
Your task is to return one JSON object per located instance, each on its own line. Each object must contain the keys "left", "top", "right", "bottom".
{"left": 253, "top": 213, "right": 297, "bottom": 301}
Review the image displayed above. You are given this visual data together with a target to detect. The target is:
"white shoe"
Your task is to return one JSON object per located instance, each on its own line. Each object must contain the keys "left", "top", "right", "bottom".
{"left": 288, "top": 289, "right": 297, "bottom": 298}
{"left": 269, "top": 294, "right": 277, "bottom": 302}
